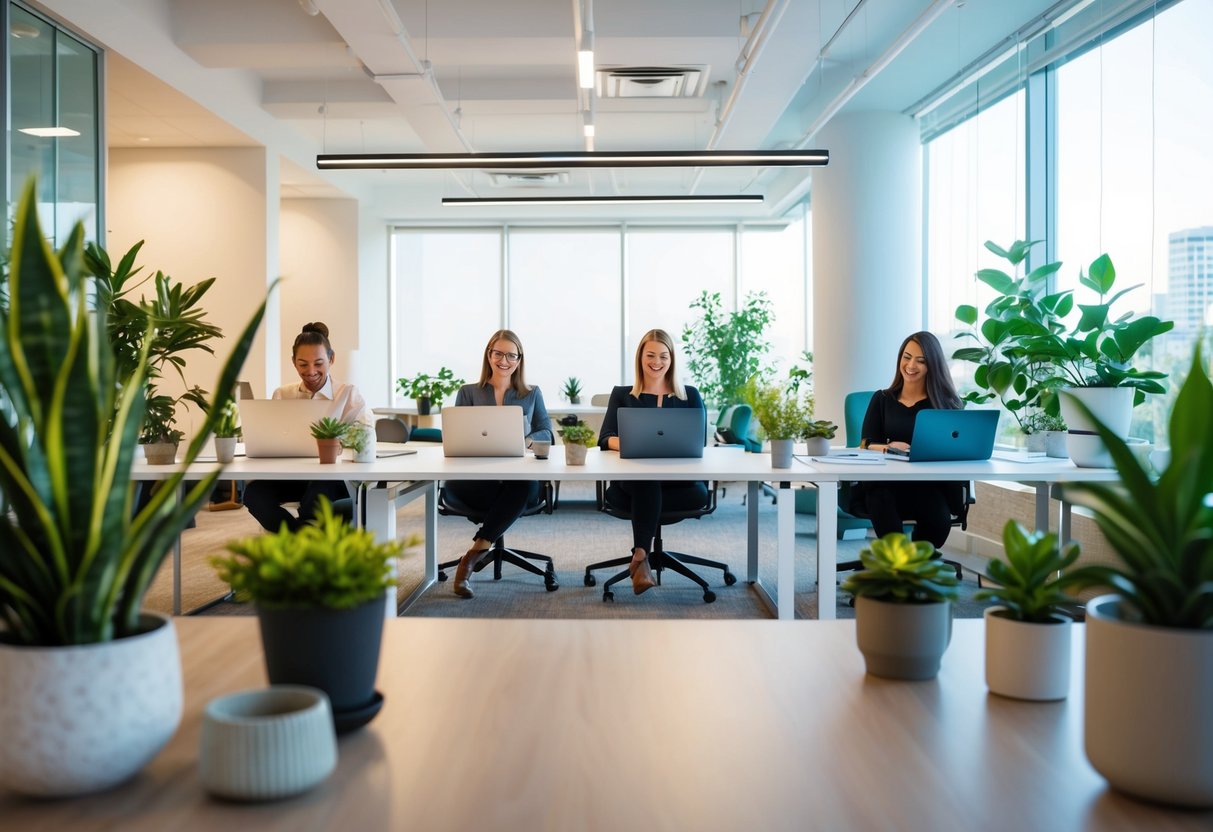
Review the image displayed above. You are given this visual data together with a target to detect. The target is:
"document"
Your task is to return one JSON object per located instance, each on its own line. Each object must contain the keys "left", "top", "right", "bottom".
{"left": 806, "top": 449, "right": 886, "bottom": 465}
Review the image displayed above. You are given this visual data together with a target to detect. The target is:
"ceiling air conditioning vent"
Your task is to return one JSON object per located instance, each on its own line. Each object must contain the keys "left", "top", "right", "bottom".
{"left": 596, "top": 65, "right": 709, "bottom": 98}
{"left": 488, "top": 171, "right": 570, "bottom": 187}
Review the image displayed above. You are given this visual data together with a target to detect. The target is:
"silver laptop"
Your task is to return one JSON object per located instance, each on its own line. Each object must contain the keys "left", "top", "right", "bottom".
{"left": 885, "top": 409, "right": 999, "bottom": 462}
{"left": 239, "top": 398, "right": 339, "bottom": 458}
{"left": 618, "top": 408, "right": 706, "bottom": 459}
{"left": 441, "top": 405, "right": 526, "bottom": 457}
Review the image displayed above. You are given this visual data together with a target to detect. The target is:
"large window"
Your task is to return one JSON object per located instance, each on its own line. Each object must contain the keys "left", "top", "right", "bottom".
{"left": 742, "top": 207, "right": 809, "bottom": 371}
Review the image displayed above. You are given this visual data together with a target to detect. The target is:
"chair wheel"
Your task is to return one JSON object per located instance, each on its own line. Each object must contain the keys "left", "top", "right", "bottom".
{"left": 584, "top": 573, "right": 596, "bottom": 587}
{"left": 437, "top": 571, "right": 448, "bottom": 582}
{"left": 723, "top": 571, "right": 737, "bottom": 586}
{"left": 703, "top": 590, "right": 717, "bottom": 603}
{"left": 603, "top": 590, "right": 614, "bottom": 602}
{"left": 545, "top": 580, "right": 559, "bottom": 592}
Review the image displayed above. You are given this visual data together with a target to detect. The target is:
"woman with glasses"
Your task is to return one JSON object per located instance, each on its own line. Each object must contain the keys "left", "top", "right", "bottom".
{"left": 597, "top": 329, "right": 708, "bottom": 596}
{"left": 447, "top": 329, "right": 553, "bottom": 598}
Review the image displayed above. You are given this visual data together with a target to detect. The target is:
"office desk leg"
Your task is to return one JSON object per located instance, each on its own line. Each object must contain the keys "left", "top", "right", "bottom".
{"left": 395, "top": 481, "right": 440, "bottom": 616}
{"left": 1034, "top": 482, "right": 1050, "bottom": 533}
{"left": 816, "top": 482, "right": 837, "bottom": 621}
{"left": 747, "top": 481, "right": 759, "bottom": 583}
{"left": 776, "top": 481, "right": 797, "bottom": 620}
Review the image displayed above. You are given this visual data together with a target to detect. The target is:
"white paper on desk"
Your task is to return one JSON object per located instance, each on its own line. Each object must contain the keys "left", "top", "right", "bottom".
{"left": 991, "top": 451, "right": 1059, "bottom": 464}
{"left": 807, "top": 451, "right": 885, "bottom": 465}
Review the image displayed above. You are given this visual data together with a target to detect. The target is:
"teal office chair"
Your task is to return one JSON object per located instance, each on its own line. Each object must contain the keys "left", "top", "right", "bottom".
{"left": 715, "top": 404, "right": 761, "bottom": 453}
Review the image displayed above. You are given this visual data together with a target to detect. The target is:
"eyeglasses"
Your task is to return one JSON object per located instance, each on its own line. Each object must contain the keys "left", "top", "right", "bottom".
{"left": 489, "top": 349, "right": 521, "bottom": 363}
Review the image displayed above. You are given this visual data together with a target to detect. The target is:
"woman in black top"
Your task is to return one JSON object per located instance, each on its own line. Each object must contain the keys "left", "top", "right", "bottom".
{"left": 598, "top": 329, "right": 708, "bottom": 595}
{"left": 853, "top": 331, "right": 964, "bottom": 549}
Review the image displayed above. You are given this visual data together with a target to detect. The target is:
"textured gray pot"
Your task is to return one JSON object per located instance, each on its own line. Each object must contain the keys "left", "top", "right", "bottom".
{"left": 854, "top": 596, "right": 952, "bottom": 680}
{"left": 770, "top": 438, "right": 794, "bottom": 468}
{"left": 1084, "top": 595, "right": 1213, "bottom": 808}
{"left": 803, "top": 436, "right": 830, "bottom": 457}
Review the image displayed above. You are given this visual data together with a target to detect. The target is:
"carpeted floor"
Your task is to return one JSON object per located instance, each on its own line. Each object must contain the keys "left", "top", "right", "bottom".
{"left": 145, "top": 480, "right": 998, "bottom": 621}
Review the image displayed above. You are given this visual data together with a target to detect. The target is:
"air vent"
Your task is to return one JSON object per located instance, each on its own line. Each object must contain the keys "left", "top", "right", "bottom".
{"left": 488, "top": 171, "right": 570, "bottom": 187}
{"left": 595, "top": 65, "right": 709, "bottom": 98}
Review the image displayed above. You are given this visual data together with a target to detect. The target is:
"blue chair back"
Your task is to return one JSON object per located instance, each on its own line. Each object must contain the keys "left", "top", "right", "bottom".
{"left": 715, "top": 404, "right": 761, "bottom": 453}
{"left": 844, "top": 391, "right": 876, "bottom": 448}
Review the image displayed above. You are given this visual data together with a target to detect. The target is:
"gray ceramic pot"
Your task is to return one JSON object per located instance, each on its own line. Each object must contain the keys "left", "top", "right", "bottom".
{"left": 854, "top": 596, "right": 952, "bottom": 680}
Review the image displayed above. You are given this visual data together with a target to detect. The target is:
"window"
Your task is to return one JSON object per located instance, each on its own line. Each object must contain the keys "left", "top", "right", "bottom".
{"left": 742, "top": 207, "right": 809, "bottom": 372}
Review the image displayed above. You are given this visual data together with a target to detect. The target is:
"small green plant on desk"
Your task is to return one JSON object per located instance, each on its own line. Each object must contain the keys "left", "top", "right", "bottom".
{"left": 309, "top": 417, "right": 350, "bottom": 440}
{"left": 557, "top": 419, "right": 596, "bottom": 446}
{"left": 562, "top": 376, "right": 582, "bottom": 403}
{"left": 212, "top": 400, "right": 241, "bottom": 439}
{"left": 396, "top": 367, "right": 465, "bottom": 413}
{"left": 841, "top": 534, "right": 960, "bottom": 603}
{"left": 976, "top": 521, "right": 1079, "bottom": 622}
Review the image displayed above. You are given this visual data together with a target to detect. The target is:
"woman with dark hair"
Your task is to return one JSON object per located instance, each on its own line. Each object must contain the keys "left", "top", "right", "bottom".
{"left": 447, "top": 329, "right": 553, "bottom": 599}
{"left": 852, "top": 331, "right": 965, "bottom": 549}
{"left": 244, "top": 321, "right": 370, "bottom": 532}
{"left": 597, "top": 329, "right": 709, "bottom": 595}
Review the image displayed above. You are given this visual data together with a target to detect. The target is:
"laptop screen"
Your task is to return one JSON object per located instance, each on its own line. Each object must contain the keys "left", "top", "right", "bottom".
{"left": 441, "top": 405, "right": 526, "bottom": 457}
{"left": 618, "top": 407, "right": 706, "bottom": 459}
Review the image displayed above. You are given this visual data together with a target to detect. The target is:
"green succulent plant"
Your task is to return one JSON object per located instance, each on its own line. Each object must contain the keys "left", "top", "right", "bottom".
{"left": 841, "top": 533, "right": 961, "bottom": 603}
{"left": 309, "top": 416, "right": 350, "bottom": 440}
{"left": 557, "top": 419, "right": 596, "bottom": 447}
{"left": 975, "top": 521, "right": 1080, "bottom": 622}
{"left": 562, "top": 376, "right": 582, "bottom": 400}
{"left": 804, "top": 419, "right": 838, "bottom": 440}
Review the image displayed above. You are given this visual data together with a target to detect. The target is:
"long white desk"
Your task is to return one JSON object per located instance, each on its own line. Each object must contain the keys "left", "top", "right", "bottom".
{"left": 3, "top": 617, "right": 1209, "bottom": 830}
{"left": 133, "top": 448, "right": 1119, "bottom": 620}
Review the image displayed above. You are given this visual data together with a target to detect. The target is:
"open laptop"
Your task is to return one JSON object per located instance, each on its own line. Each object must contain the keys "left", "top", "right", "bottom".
{"left": 618, "top": 408, "right": 706, "bottom": 459}
{"left": 239, "top": 398, "right": 337, "bottom": 458}
{"left": 885, "top": 409, "right": 999, "bottom": 462}
{"left": 441, "top": 405, "right": 526, "bottom": 457}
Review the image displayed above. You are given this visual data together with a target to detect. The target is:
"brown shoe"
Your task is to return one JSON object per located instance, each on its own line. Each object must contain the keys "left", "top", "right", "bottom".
{"left": 630, "top": 556, "right": 656, "bottom": 595}
{"left": 453, "top": 548, "right": 482, "bottom": 599}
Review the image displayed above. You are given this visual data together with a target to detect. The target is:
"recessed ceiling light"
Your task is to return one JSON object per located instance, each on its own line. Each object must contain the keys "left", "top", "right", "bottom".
{"left": 18, "top": 126, "right": 81, "bottom": 138}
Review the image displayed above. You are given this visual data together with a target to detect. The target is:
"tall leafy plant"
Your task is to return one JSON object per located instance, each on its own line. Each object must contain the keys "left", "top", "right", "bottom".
{"left": 0, "top": 180, "right": 269, "bottom": 646}
{"left": 681, "top": 290, "right": 773, "bottom": 408}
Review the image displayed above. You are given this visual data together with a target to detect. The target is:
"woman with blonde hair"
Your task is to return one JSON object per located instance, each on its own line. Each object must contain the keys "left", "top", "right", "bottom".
{"left": 597, "top": 329, "right": 708, "bottom": 595}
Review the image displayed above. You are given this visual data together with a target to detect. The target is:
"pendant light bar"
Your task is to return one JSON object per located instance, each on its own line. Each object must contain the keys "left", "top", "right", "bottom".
{"left": 317, "top": 149, "right": 828, "bottom": 170}
{"left": 441, "top": 194, "right": 764, "bottom": 207}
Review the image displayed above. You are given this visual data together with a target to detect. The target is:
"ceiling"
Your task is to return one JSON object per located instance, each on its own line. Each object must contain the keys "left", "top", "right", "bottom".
{"left": 36, "top": 0, "right": 1066, "bottom": 221}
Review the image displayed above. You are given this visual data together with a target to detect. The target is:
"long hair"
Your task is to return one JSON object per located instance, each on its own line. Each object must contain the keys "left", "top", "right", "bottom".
{"left": 292, "top": 321, "right": 334, "bottom": 360}
{"left": 630, "top": 328, "right": 686, "bottom": 400}
{"left": 885, "top": 331, "right": 961, "bottom": 410}
{"left": 477, "top": 329, "right": 530, "bottom": 396}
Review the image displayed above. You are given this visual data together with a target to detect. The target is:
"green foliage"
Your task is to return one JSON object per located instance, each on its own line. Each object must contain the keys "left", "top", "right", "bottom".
{"left": 562, "top": 376, "right": 582, "bottom": 400}
{"left": 396, "top": 367, "right": 464, "bottom": 409}
{"left": 0, "top": 179, "right": 269, "bottom": 646}
{"left": 310, "top": 416, "right": 350, "bottom": 440}
{"left": 211, "top": 499, "right": 405, "bottom": 610}
{"left": 974, "top": 521, "right": 1080, "bottom": 622}
{"left": 212, "top": 400, "right": 241, "bottom": 439}
{"left": 741, "top": 375, "right": 813, "bottom": 440}
{"left": 341, "top": 422, "right": 373, "bottom": 454}
{"left": 804, "top": 419, "right": 837, "bottom": 440}
{"left": 1059, "top": 346, "right": 1213, "bottom": 629}
{"left": 1021, "top": 409, "right": 1066, "bottom": 434}
{"left": 840, "top": 533, "right": 961, "bottom": 603}
{"left": 681, "top": 290, "right": 774, "bottom": 407}
{"left": 557, "top": 419, "right": 596, "bottom": 447}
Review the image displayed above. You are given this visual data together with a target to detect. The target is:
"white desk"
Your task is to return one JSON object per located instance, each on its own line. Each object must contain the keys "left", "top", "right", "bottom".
{"left": 3, "top": 617, "right": 1208, "bottom": 830}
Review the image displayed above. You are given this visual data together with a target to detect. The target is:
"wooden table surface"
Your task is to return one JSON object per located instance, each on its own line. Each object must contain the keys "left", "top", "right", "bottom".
{"left": 4, "top": 618, "right": 1208, "bottom": 831}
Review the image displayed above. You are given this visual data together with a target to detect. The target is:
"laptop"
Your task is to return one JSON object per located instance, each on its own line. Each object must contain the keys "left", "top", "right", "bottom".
{"left": 618, "top": 408, "right": 706, "bottom": 459}
{"left": 441, "top": 405, "right": 526, "bottom": 457}
{"left": 239, "top": 398, "right": 338, "bottom": 458}
{"left": 885, "top": 409, "right": 999, "bottom": 462}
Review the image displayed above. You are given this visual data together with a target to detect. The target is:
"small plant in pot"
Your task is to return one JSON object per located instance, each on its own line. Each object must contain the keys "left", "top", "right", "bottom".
{"left": 212, "top": 499, "right": 406, "bottom": 733}
{"left": 396, "top": 366, "right": 464, "bottom": 415}
{"left": 562, "top": 375, "right": 582, "bottom": 404}
{"left": 557, "top": 417, "right": 595, "bottom": 465}
{"left": 1021, "top": 409, "right": 1068, "bottom": 457}
{"left": 1057, "top": 345, "right": 1213, "bottom": 808}
{"left": 841, "top": 533, "right": 960, "bottom": 680}
{"left": 803, "top": 419, "right": 838, "bottom": 457}
{"left": 310, "top": 416, "right": 350, "bottom": 464}
{"left": 975, "top": 520, "right": 1080, "bottom": 701}
{"left": 741, "top": 375, "right": 811, "bottom": 469}
{"left": 342, "top": 421, "right": 376, "bottom": 463}
{"left": 212, "top": 399, "right": 241, "bottom": 463}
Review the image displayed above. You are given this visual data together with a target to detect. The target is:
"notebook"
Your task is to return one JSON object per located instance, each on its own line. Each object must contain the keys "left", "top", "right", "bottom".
{"left": 885, "top": 409, "right": 999, "bottom": 462}
{"left": 618, "top": 407, "right": 706, "bottom": 459}
{"left": 239, "top": 398, "right": 339, "bottom": 458}
{"left": 441, "top": 405, "right": 526, "bottom": 457}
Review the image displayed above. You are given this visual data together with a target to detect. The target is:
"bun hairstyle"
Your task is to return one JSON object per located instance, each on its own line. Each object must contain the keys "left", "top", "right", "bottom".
{"left": 293, "top": 321, "right": 334, "bottom": 360}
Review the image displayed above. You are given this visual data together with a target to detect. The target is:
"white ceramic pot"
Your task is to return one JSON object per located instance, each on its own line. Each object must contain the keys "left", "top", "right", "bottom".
{"left": 854, "top": 596, "right": 952, "bottom": 680}
{"left": 1044, "top": 430, "right": 1068, "bottom": 458}
{"left": 1084, "top": 595, "right": 1213, "bottom": 808}
{"left": 354, "top": 443, "right": 376, "bottom": 463}
{"left": 565, "top": 442, "right": 587, "bottom": 466}
{"left": 0, "top": 613, "right": 183, "bottom": 796}
{"left": 984, "top": 607, "right": 1071, "bottom": 701}
{"left": 770, "top": 438, "right": 794, "bottom": 469}
{"left": 803, "top": 436, "right": 830, "bottom": 457}
{"left": 1060, "top": 387, "right": 1134, "bottom": 467}
{"left": 214, "top": 435, "right": 238, "bottom": 464}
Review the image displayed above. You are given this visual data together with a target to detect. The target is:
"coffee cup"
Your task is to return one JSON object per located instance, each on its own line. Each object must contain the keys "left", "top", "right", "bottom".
{"left": 531, "top": 439, "right": 551, "bottom": 459}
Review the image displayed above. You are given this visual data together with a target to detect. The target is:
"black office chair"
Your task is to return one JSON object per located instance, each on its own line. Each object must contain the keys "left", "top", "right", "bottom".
{"left": 375, "top": 417, "right": 409, "bottom": 443}
{"left": 837, "top": 483, "right": 972, "bottom": 581}
{"left": 583, "top": 481, "right": 735, "bottom": 603}
{"left": 435, "top": 482, "right": 559, "bottom": 592}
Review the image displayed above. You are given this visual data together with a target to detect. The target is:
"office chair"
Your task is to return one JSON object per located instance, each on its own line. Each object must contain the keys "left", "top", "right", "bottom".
{"left": 410, "top": 426, "right": 443, "bottom": 442}
{"left": 435, "top": 481, "right": 559, "bottom": 591}
{"left": 375, "top": 417, "right": 409, "bottom": 443}
{"left": 589, "top": 393, "right": 612, "bottom": 407}
{"left": 583, "top": 481, "right": 735, "bottom": 603}
{"left": 714, "top": 404, "right": 762, "bottom": 452}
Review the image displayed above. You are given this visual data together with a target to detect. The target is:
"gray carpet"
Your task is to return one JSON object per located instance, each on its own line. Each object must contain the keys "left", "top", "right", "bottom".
{"left": 202, "top": 481, "right": 997, "bottom": 621}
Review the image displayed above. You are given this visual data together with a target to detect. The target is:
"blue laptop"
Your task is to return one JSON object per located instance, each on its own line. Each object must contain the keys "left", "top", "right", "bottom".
{"left": 886, "top": 409, "right": 999, "bottom": 462}
{"left": 618, "top": 408, "right": 706, "bottom": 459}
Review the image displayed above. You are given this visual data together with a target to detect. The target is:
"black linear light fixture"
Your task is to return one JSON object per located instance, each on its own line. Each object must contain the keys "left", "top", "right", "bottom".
{"left": 316, "top": 149, "right": 828, "bottom": 170}
{"left": 442, "top": 194, "right": 764, "bottom": 207}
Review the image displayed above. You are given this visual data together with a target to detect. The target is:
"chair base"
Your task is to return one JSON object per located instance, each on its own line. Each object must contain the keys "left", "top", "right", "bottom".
{"left": 437, "top": 538, "right": 559, "bottom": 592}
{"left": 583, "top": 548, "right": 736, "bottom": 603}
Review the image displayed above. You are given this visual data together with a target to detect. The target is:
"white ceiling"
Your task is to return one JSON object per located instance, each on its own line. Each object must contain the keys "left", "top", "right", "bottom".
{"left": 35, "top": 0, "right": 1065, "bottom": 221}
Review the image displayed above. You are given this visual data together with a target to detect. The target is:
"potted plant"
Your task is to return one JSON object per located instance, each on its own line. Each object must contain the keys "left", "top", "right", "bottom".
{"left": 681, "top": 289, "right": 774, "bottom": 408}
{"left": 1057, "top": 345, "right": 1213, "bottom": 808}
{"left": 310, "top": 416, "right": 350, "bottom": 464}
{"left": 741, "top": 375, "right": 812, "bottom": 469}
{"left": 562, "top": 376, "right": 583, "bottom": 405}
{"left": 803, "top": 419, "right": 838, "bottom": 457}
{"left": 212, "top": 399, "right": 241, "bottom": 463}
{"left": 0, "top": 180, "right": 267, "bottom": 796}
{"left": 396, "top": 366, "right": 464, "bottom": 415}
{"left": 840, "top": 533, "right": 960, "bottom": 680}
{"left": 1021, "top": 409, "right": 1068, "bottom": 457}
{"left": 974, "top": 520, "right": 1080, "bottom": 701}
{"left": 212, "top": 498, "right": 405, "bottom": 733}
{"left": 557, "top": 417, "right": 595, "bottom": 465}
{"left": 342, "top": 421, "right": 376, "bottom": 463}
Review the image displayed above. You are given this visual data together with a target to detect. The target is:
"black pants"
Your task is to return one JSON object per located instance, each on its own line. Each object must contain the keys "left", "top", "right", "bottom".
{"left": 244, "top": 479, "right": 350, "bottom": 533}
{"left": 607, "top": 480, "right": 710, "bottom": 553}
{"left": 854, "top": 481, "right": 959, "bottom": 550}
{"left": 444, "top": 480, "right": 540, "bottom": 544}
